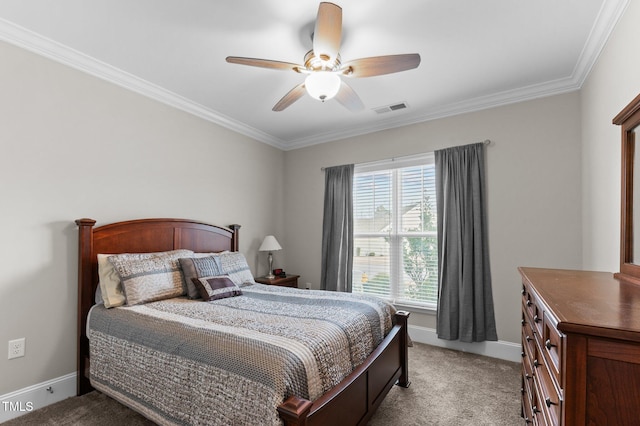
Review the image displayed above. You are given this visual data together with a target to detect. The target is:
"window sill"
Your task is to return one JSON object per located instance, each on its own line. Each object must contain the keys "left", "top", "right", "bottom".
{"left": 393, "top": 302, "right": 436, "bottom": 315}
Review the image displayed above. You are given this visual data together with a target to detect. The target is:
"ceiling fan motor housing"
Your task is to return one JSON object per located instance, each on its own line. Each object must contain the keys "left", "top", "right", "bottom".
{"left": 304, "top": 50, "right": 341, "bottom": 71}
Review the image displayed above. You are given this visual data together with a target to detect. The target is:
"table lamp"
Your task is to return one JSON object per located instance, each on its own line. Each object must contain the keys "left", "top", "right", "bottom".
{"left": 259, "top": 235, "right": 282, "bottom": 279}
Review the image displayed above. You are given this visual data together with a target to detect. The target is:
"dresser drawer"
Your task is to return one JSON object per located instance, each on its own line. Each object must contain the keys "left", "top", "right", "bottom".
{"left": 522, "top": 347, "right": 534, "bottom": 400}
{"left": 542, "top": 311, "right": 563, "bottom": 388}
{"left": 521, "top": 367, "right": 534, "bottom": 425}
{"left": 522, "top": 312, "right": 537, "bottom": 358}
{"left": 523, "top": 281, "right": 543, "bottom": 335}
{"left": 533, "top": 360, "right": 561, "bottom": 426}
{"left": 530, "top": 383, "right": 548, "bottom": 426}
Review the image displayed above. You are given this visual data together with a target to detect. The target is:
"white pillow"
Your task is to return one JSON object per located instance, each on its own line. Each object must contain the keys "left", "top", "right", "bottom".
{"left": 98, "top": 254, "right": 125, "bottom": 308}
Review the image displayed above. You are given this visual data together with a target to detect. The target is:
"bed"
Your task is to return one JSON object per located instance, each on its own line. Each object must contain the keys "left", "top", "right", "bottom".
{"left": 76, "top": 218, "right": 410, "bottom": 425}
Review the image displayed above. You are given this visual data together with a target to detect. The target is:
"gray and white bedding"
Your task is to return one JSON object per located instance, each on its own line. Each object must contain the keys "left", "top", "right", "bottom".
{"left": 88, "top": 283, "right": 395, "bottom": 426}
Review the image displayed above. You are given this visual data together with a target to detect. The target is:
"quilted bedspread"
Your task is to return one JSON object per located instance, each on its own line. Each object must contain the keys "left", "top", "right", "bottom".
{"left": 88, "top": 283, "right": 395, "bottom": 426}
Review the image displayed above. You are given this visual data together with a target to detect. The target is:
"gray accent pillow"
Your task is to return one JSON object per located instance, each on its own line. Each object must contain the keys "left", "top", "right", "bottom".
{"left": 179, "top": 256, "right": 223, "bottom": 299}
{"left": 192, "top": 275, "right": 242, "bottom": 301}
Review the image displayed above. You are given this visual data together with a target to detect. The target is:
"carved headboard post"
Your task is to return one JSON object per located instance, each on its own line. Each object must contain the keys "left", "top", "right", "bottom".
{"left": 75, "top": 218, "right": 96, "bottom": 395}
{"left": 229, "top": 224, "right": 241, "bottom": 251}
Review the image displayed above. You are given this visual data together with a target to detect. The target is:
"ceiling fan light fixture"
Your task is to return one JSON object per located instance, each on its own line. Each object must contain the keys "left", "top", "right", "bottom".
{"left": 226, "top": 2, "right": 420, "bottom": 111}
{"left": 305, "top": 72, "right": 341, "bottom": 102}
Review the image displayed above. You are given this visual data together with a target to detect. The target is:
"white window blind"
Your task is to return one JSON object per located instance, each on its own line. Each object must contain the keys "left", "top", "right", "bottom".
{"left": 352, "top": 153, "right": 438, "bottom": 308}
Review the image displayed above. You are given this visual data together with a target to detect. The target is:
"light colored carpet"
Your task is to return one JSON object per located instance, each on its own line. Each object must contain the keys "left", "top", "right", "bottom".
{"left": 4, "top": 342, "right": 522, "bottom": 425}
{"left": 369, "top": 343, "right": 522, "bottom": 425}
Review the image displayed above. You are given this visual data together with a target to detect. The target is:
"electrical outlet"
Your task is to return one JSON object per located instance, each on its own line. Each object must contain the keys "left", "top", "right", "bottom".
{"left": 8, "top": 338, "right": 25, "bottom": 359}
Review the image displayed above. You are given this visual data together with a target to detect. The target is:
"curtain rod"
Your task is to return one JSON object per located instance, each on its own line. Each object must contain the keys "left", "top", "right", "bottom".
{"left": 320, "top": 139, "right": 492, "bottom": 171}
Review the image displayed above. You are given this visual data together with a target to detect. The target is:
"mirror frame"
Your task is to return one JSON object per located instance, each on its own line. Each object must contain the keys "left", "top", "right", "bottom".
{"left": 614, "top": 92, "right": 640, "bottom": 285}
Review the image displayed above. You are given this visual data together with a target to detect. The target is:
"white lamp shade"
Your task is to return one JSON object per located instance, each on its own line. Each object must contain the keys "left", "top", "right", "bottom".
{"left": 305, "top": 72, "right": 341, "bottom": 101}
{"left": 259, "top": 235, "right": 282, "bottom": 252}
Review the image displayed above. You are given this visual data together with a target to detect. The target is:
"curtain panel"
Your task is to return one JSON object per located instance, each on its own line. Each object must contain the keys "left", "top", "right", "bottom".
{"left": 321, "top": 164, "right": 354, "bottom": 292}
{"left": 435, "top": 143, "right": 498, "bottom": 342}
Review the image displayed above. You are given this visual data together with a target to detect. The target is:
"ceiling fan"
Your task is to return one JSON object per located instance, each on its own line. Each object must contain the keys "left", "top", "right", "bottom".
{"left": 226, "top": 2, "right": 421, "bottom": 112}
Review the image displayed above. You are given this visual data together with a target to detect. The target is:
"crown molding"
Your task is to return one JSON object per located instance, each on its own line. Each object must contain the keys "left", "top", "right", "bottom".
{"left": 571, "top": 0, "right": 629, "bottom": 86}
{"left": 284, "top": 76, "right": 582, "bottom": 150}
{"left": 0, "top": 18, "right": 288, "bottom": 150}
{"left": 0, "top": 0, "right": 628, "bottom": 152}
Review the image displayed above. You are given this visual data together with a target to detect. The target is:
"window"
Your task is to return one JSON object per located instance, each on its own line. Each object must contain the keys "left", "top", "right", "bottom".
{"left": 352, "top": 153, "right": 438, "bottom": 309}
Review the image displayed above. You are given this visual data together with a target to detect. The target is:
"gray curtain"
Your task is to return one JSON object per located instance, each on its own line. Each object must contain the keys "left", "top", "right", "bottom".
{"left": 435, "top": 143, "right": 498, "bottom": 342}
{"left": 320, "top": 164, "right": 354, "bottom": 292}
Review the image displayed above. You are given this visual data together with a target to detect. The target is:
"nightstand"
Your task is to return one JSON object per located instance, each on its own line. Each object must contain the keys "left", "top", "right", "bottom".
{"left": 254, "top": 274, "right": 300, "bottom": 288}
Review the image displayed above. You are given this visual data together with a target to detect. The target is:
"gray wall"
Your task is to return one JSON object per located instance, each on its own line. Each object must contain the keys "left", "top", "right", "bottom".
{"left": 581, "top": 0, "right": 640, "bottom": 272}
{"left": 0, "top": 40, "right": 287, "bottom": 395}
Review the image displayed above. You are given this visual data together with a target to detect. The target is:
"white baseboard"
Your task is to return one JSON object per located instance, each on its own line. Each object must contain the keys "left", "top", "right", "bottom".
{"left": 408, "top": 324, "right": 521, "bottom": 363}
{"left": 0, "top": 372, "right": 76, "bottom": 423}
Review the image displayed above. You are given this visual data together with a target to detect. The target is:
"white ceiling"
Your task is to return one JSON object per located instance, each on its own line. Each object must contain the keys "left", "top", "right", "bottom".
{"left": 0, "top": 0, "right": 629, "bottom": 150}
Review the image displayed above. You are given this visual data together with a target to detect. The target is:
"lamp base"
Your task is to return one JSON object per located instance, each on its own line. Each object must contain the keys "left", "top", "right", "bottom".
{"left": 266, "top": 252, "right": 274, "bottom": 279}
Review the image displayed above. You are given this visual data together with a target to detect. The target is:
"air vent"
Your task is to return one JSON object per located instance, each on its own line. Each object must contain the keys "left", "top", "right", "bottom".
{"left": 373, "top": 102, "right": 408, "bottom": 114}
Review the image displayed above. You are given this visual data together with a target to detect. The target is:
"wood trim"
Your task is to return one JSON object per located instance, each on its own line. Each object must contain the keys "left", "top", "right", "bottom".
{"left": 613, "top": 92, "right": 640, "bottom": 125}
{"left": 75, "top": 218, "right": 96, "bottom": 396}
{"left": 562, "top": 334, "right": 587, "bottom": 426}
{"left": 615, "top": 92, "right": 640, "bottom": 282}
{"left": 588, "top": 337, "right": 640, "bottom": 364}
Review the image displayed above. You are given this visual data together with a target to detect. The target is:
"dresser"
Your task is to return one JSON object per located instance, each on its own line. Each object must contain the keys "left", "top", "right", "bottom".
{"left": 519, "top": 267, "right": 640, "bottom": 425}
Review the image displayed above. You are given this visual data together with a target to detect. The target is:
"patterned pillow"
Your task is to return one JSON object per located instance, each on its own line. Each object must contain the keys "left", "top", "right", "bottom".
{"left": 108, "top": 249, "right": 194, "bottom": 306}
{"left": 179, "top": 255, "right": 223, "bottom": 299}
{"left": 216, "top": 252, "right": 255, "bottom": 286}
{"left": 98, "top": 250, "right": 193, "bottom": 308}
{"left": 192, "top": 275, "right": 242, "bottom": 301}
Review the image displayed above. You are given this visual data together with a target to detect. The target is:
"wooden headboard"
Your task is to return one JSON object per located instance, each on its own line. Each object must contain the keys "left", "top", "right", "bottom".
{"left": 75, "top": 218, "right": 240, "bottom": 395}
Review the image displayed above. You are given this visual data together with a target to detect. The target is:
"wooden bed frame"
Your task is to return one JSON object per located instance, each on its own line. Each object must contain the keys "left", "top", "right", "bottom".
{"left": 76, "top": 218, "right": 410, "bottom": 426}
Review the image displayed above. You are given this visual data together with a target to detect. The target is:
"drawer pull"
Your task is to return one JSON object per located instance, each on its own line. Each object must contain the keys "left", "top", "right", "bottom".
{"left": 522, "top": 287, "right": 526, "bottom": 296}
{"left": 526, "top": 335, "right": 533, "bottom": 342}
{"left": 525, "top": 373, "right": 533, "bottom": 380}
{"left": 521, "top": 351, "right": 525, "bottom": 358}
{"left": 545, "top": 339, "right": 556, "bottom": 350}
{"left": 532, "top": 405, "right": 541, "bottom": 414}
{"left": 521, "top": 319, "right": 525, "bottom": 326}
{"left": 533, "top": 359, "right": 540, "bottom": 368}
{"left": 524, "top": 417, "right": 532, "bottom": 424}
{"left": 526, "top": 300, "right": 532, "bottom": 307}
{"left": 533, "top": 314, "right": 541, "bottom": 323}
{"left": 545, "top": 397, "right": 557, "bottom": 408}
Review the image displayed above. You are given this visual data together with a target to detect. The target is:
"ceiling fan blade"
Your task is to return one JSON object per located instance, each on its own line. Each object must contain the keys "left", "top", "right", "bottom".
{"left": 313, "top": 2, "right": 342, "bottom": 62}
{"left": 341, "top": 54, "right": 421, "bottom": 78}
{"left": 226, "top": 56, "right": 303, "bottom": 72}
{"left": 273, "top": 83, "right": 307, "bottom": 111}
{"left": 335, "top": 81, "right": 364, "bottom": 112}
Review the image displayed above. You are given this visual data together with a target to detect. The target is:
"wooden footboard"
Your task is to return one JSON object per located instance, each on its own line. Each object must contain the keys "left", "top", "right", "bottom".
{"left": 278, "top": 311, "right": 410, "bottom": 426}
